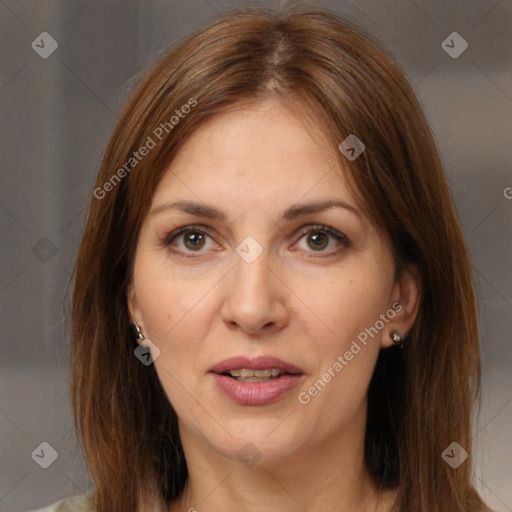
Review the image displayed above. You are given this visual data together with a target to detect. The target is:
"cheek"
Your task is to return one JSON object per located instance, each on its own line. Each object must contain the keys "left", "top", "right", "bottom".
{"left": 295, "top": 274, "right": 387, "bottom": 429}
{"left": 290, "top": 259, "right": 393, "bottom": 412}
{"left": 132, "top": 255, "right": 217, "bottom": 392}
{"left": 133, "top": 251, "right": 212, "bottom": 340}
{"left": 294, "top": 262, "right": 394, "bottom": 350}
{"left": 138, "top": 288, "right": 205, "bottom": 415}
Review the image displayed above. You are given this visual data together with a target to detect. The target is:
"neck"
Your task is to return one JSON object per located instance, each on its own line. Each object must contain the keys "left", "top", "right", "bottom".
{"left": 170, "top": 407, "right": 396, "bottom": 512}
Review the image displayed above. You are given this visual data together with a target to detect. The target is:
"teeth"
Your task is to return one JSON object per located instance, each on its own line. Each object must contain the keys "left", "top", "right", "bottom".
{"left": 236, "top": 376, "right": 276, "bottom": 383}
{"left": 227, "top": 368, "right": 283, "bottom": 378}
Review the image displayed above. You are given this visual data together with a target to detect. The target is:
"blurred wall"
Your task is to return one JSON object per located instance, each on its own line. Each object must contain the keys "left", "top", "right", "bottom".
{"left": 0, "top": 1, "right": 511, "bottom": 510}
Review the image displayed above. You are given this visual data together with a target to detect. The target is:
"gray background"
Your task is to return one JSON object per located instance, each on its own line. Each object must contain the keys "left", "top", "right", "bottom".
{"left": 0, "top": 0, "right": 511, "bottom": 511}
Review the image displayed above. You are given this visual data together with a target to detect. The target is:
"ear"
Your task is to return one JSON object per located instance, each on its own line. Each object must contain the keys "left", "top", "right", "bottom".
{"left": 381, "top": 264, "right": 421, "bottom": 348}
{"left": 127, "top": 280, "right": 145, "bottom": 344}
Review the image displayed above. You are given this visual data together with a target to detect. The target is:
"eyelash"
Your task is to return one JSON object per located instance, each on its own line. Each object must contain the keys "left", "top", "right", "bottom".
{"left": 162, "top": 224, "right": 350, "bottom": 258}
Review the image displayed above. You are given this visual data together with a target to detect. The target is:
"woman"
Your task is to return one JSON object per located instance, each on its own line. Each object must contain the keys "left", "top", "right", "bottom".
{"left": 34, "top": 5, "right": 492, "bottom": 512}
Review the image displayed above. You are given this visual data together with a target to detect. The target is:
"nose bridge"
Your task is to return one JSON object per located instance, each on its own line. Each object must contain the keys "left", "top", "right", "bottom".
{"left": 232, "top": 239, "right": 273, "bottom": 302}
{"left": 220, "top": 235, "right": 288, "bottom": 334}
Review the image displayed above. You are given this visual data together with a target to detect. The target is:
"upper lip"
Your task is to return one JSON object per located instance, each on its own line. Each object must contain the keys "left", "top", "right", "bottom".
{"left": 209, "top": 356, "right": 304, "bottom": 375}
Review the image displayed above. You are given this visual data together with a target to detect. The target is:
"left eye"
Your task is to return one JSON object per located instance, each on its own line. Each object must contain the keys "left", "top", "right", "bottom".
{"left": 294, "top": 225, "right": 350, "bottom": 254}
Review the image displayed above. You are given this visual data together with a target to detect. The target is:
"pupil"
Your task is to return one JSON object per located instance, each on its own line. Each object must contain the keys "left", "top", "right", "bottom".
{"left": 185, "top": 232, "right": 205, "bottom": 250}
{"left": 308, "top": 232, "right": 327, "bottom": 250}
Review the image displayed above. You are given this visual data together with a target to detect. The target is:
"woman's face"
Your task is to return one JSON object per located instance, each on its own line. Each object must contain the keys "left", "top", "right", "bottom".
{"left": 128, "top": 99, "right": 419, "bottom": 466}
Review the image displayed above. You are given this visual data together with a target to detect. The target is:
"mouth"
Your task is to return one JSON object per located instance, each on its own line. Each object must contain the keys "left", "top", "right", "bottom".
{"left": 209, "top": 355, "right": 304, "bottom": 378}
{"left": 220, "top": 368, "right": 291, "bottom": 383}
{"left": 208, "top": 356, "right": 305, "bottom": 405}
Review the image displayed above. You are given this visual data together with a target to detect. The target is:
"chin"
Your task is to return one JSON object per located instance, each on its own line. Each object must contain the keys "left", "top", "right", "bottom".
{"left": 219, "top": 438, "right": 301, "bottom": 468}
{"left": 204, "top": 417, "right": 308, "bottom": 467}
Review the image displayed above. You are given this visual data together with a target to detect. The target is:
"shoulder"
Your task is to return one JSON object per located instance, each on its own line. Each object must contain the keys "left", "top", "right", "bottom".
{"left": 29, "top": 489, "right": 94, "bottom": 512}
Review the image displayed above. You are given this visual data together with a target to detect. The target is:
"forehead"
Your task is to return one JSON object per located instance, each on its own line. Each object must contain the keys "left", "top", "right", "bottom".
{"left": 151, "top": 99, "right": 354, "bottom": 213}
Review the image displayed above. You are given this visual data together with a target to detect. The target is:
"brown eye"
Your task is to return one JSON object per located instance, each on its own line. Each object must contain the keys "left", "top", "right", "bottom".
{"left": 306, "top": 231, "right": 329, "bottom": 251}
{"left": 295, "top": 225, "right": 350, "bottom": 256}
{"left": 183, "top": 231, "right": 207, "bottom": 251}
{"left": 163, "top": 226, "right": 215, "bottom": 255}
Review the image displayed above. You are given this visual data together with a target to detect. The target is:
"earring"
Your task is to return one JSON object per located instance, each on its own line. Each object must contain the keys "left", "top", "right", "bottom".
{"left": 390, "top": 330, "right": 403, "bottom": 347}
{"left": 131, "top": 322, "right": 145, "bottom": 341}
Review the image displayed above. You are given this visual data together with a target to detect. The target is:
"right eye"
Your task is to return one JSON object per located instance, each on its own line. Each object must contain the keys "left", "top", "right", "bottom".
{"left": 163, "top": 225, "right": 217, "bottom": 256}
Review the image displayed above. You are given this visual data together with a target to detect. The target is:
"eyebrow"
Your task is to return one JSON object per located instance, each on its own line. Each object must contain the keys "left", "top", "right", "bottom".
{"left": 149, "top": 198, "right": 362, "bottom": 222}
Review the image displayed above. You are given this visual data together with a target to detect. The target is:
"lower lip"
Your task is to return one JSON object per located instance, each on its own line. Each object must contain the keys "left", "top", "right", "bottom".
{"left": 210, "top": 373, "right": 304, "bottom": 405}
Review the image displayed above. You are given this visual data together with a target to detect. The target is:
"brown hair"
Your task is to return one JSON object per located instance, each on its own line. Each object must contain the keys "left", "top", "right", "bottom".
{"left": 70, "top": 5, "right": 491, "bottom": 512}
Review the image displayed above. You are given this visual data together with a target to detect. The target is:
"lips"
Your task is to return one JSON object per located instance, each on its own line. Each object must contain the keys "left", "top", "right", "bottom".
{"left": 208, "top": 356, "right": 305, "bottom": 406}
{"left": 209, "top": 355, "right": 304, "bottom": 375}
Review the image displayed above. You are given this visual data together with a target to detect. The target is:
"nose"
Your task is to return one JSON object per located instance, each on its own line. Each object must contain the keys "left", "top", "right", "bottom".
{"left": 219, "top": 244, "right": 289, "bottom": 336}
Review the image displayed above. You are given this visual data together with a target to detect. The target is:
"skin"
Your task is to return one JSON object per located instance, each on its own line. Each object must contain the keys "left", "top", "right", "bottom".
{"left": 127, "top": 99, "right": 420, "bottom": 512}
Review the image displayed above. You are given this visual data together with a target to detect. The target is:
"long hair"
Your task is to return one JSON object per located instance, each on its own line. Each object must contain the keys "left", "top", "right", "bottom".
{"left": 70, "top": 6, "right": 491, "bottom": 511}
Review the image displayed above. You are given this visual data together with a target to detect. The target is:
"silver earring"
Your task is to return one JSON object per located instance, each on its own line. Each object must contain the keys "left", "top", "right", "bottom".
{"left": 131, "top": 322, "right": 145, "bottom": 341}
{"left": 390, "top": 330, "right": 403, "bottom": 347}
